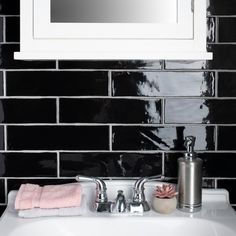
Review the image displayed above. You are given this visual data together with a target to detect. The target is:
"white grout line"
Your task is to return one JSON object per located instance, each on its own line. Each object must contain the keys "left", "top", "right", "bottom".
{"left": 3, "top": 70, "right": 6, "bottom": 97}
{"left": 162, "top": 99, "right": 165, "bottom": 124}
{"left": 55, "top": 60, "right": 59, "bottom": 70}
{"left": 215, "top": 125, "right": 218, "bottom": 151}
{"left": 56, "top": 98, "right": 60, "bottom": 123}
{"left": 2, "top": 123, "right": 223, "bottom": 126}
{"left": 108, "top": 71, "right": 112, "bottom": 97}
{"left": 4, "top": 179, "right": 7, "bottom": 204}
{"left": 57, "top": 151, "right": 60, "bottom": 178}
{"left": 2, "top": 150, "right": 236, "bottom": 154}
{"left": 4, "top": 125, "right": 7, "bottom": 151}
{"left": 4, "top": 96, "right": 236, "bottom": 100}
{"left": 2, "top": 16, "right": 6, "bottom": 43}
{"left": 109, "top": 125, "right": 112, "bottom": 151}
{"left": 162, "top": 152, "right": 165, "bottom": 176}
{"left": 215, "top": 17, "right": 219, "bottom": 43}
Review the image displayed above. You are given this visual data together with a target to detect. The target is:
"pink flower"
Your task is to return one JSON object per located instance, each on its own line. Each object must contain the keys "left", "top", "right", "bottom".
{"left": 154, "top": 184, "right": 178, "bottom": 199}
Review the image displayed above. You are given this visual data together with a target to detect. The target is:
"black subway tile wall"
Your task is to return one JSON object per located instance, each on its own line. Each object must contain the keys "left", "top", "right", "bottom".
{"left": 0, "top": 0, "right": 236, "bottom": 212}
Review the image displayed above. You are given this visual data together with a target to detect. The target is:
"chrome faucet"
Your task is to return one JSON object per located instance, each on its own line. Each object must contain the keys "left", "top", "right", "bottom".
{"left": 114, "top": 190, "right": 127, "bottom": 213}
{"left": 129, "top": 175, "right": 165, "bottom": 213}
{"left": 75, "top": 175, "right": 114, "bottom": 213}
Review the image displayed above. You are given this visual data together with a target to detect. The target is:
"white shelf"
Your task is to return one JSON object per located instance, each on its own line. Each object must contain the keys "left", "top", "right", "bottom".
{"left": 14, "top": 52, "right": 213, "bottom": 60}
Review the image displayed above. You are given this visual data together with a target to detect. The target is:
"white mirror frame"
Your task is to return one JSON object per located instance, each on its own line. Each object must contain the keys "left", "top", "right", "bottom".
{"left": 14, "top": 0, "right": 213, "bottom": 60}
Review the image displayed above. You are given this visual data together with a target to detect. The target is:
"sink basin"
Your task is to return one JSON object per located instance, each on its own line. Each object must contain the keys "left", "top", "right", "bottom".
{"left": 1, "top": 180, "right": 236, "bottom": 236}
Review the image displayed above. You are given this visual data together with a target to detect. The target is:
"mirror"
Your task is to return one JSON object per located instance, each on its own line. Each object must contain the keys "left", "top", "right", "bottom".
{"left": 51, "top": 0, "right": 177, "bottom": 23}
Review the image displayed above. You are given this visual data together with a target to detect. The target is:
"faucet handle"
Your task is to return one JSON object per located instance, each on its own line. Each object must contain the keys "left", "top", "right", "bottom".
{"left": 134, "top": 174, "right": 165, "bottom": 190}
{"left": 75, "top": 175, "right": 108, "bottom": 203}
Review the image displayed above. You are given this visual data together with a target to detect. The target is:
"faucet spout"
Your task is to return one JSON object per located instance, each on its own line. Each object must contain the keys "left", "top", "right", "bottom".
{"left": 129, "top": 174, "right": 165, "bottom": 213}
{"left": 75, "top": 175, "right": 114, "bottom": 212}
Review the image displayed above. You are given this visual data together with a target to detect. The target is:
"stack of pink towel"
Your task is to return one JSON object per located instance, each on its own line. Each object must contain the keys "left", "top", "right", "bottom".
{"left": 15, "top": 183, "right": 83, "bottom": 218}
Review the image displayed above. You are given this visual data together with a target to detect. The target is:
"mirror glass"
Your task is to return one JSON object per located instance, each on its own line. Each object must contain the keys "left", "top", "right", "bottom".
{"left": 51, "top": 0, "right": 177, "bottom": 23}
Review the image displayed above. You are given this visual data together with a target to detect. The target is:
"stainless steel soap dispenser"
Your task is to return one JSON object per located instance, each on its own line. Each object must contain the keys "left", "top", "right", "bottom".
{"left": 177, "top": 136, "right": 203, "bottom": 213}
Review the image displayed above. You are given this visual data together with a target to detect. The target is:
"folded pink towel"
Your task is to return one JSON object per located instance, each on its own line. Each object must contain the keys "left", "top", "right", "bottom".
{"left": 15, "top": 183, "right": 82, "bottom": 210}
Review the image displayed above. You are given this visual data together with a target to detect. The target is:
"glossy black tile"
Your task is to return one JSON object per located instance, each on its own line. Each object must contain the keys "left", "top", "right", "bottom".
{"left": 218, "top": 180, "right": 236, "bottom": 204}
{"left": 7, "top": 126, "right": 109, "bottom": 150}
{"left": 0, "top": 17, "right": 3, "bottom": 42}
{"left": 218, "top": 73, "right": 236, "bottom": 97}
{"left": 0, "top": 0, "right": 20, "bottom": 15}
{"left": 218, "top": 126, "right": 236, "bottom": 150}
{"left": 209, "top": 44, "right": 236, "bottom": 70}
{"left": 0, "top": 44, "right": 56, "bottom": 69}
{"left": 60, "top": 153, "right": 162, "bottom": 177}
{"left": 166, "top": 45, "right": 236, "bottom": 70}
{"left": 207, "top": 0, "right": 236, "bottom": 15}
{"left": 0, "top": 99, "right": 56, "bottom": 123}
{"left": 7, "top": 179, "right": 76, "bottom": 193}
{"left": 6, "top": 71, "right": 108, "bottom": 96}
{"left": 165, "top": 153, "right": 236, "bottom": 178}
{"left": 219, "top": 18, "right": 236, "bottom": 42}
{"left": 112, "top": 72, "right": 215, "bottom": 97}
{"left": 0, "top": 179, "right": 5, "bottom": 203}
{"left": 112, "top": 126, "right": 215, "bottom": 151}
{"left": 0, "top": 153, "right": 57, "bottom": 177}
{"left": 5, "top": 17, "right": 20, "bottom": 42}
{"left": 207, "top": 17, "right": 216, "bottom": 43}
{"left": 0, "top": 206, "right": 6, "bottom": 216}
{"left": 59, "top": 60, "right": 162, "bottom": 69}
{"left": 165, "top": 99, "right": 236, "bottom": 124}
{"left": 60, "top": 98, "right": 162, "bottom": 124}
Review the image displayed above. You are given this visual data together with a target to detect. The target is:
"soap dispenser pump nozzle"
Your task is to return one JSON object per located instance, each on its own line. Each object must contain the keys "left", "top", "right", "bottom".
{"left": 184, "top": 136, "right": 196, "bottom": 158}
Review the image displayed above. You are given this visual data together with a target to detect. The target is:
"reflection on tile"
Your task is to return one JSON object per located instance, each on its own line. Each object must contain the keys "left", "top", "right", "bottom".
{"left": 0, "top": 0, "right": 20, "bottom": 15}
{"left": 112, "top": 126, "right": 215, "bottom": 151}
{"left": 165, "top": 153, "right": 236, "bottom": 178}
{"left": 0, "top": 179, "right": 5, "bottom": 203}
{"left": 218, "top": 126, "right": 236, "bottom": 150}
{"left": 0, "top": 99, "right": 56, "bottom": 123}
{"left": 207, "top": 17, "right": 216, "bottom": 43}
{"left": 59, "top": 60, "right": 162, "bottom": 69}
{"left": 164, "top": 60, "right": 210, "bottom": 70}
{"left": 112, "top": 72, "right": 215, "bottom": 97}
{"left": 0, "top": 44, "right": 56, "bottom": 69}
{"left": 6, "top": 71, "right": 108, "bottom": 96}
{"left": 60, "top": 153, "right": 162, "bottom": 177}
{"left": 218, "top": 73, "right": 236, "bottom": 97}
{"left": 0, "top": 153, "right": 57, "bottom": 177}
{"left": 5, "top": 17, "right": 20, "bottom": 42}
{"left": 166, "top": 45, "right": 236, "bottom": 70}
{"left": 7, "top": 126, "right": 109, "bottom": 151}
{"left": 207, "top": 0, "right": 236, "bottom": 15}
{"left": 60, "top": 98, "right": 161, "bottom": 124}
{"left": 165, "top": 99, "right": 236, "bottom": 124}
{"left": 218, "top": 180, "right": 236, "bottom": 204}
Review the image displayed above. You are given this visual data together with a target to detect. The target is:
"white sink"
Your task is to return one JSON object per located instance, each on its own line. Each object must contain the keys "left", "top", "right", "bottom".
{"left": 1, "top": 180, "right": 236, "bottom": 236}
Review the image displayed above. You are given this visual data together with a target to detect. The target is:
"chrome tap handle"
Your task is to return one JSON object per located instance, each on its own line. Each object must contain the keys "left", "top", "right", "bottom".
{"left": 134, "top": 174, "right": 165, "bottom": 191}
{"left": 114, "top": 190, "right": 127, "bottom": 213}
{"left": 129, "top": 174, "right": 165, "bottom": 213}
{"left": 75, "top": 175, "right": 108, "bottom": 203}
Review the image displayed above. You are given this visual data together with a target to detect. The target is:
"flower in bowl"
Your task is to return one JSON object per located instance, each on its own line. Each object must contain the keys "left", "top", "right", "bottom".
{"left": 154, "top": 184, "right": 178, "bottom": 199}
